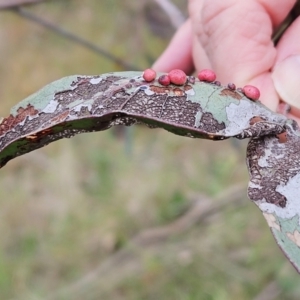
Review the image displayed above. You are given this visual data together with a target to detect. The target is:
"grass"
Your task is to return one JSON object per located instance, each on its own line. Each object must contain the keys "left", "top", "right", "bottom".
{"left": 0, "top": 1, "right": 299, "bottom": 299}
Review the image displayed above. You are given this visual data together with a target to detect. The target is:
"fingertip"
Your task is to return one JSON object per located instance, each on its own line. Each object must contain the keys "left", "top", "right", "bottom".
{"left": 152, "top": 19, "right": 194, "bottom": 74}
{"left": 272, "top": 55, "right": 300, "bottom": 109}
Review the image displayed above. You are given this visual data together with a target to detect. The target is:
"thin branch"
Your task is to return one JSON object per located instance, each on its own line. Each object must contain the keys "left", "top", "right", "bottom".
{"left": 272, "top": 0, "right": 300, "bottom": 44}
{"left": 153, "top": 0, "right": 185, "bottom": 29}
{"left": 0, "top": 0, "right": 49, "bottom": 10}
{"left": 253, "top": 281, "right": 281, "bottom": 300}
{"left": 45, "top": 183, "right": 246, "bottom": 300}
{"left": 134, "top": 184, "right": 246, "bottom": 246}
{"left": 11, "top": 7, "right": 139, "bottom": 71}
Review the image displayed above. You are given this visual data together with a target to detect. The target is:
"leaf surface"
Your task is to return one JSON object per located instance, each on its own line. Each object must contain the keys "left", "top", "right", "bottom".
{"left": 1, "top": 71, "right": 300, "bottom": 272}
{"left": 247, "top": 120, "right": 300, "bottom": 272}
{"left": 0, "top": 72, "right": 286, "bottom": 167}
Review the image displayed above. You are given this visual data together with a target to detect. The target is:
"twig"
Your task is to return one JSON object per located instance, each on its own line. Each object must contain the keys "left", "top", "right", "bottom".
{"left": 253, "top": 281, "right": 281, "bottom": 300}
{"left": 152, "top": 0, "right": 185, "bottom": 29}
{"left": 44, "top": 183, "right": 246, "bottom": 300}
{"left": 272, "top": 0, "right": 300, "bottom": 44}
{"left": 0, "top": 0, "right": 48, "bottom": 10}
{"left": 11, "top": 7, "right": 139, "bottom": 71}
{"left": 134, "top": 184, "right": 246, "bottom": 246}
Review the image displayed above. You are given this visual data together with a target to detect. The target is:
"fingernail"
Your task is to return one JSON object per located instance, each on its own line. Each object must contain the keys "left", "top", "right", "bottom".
{"left": 272, "top": 55, "right": 300, "bottom": 109}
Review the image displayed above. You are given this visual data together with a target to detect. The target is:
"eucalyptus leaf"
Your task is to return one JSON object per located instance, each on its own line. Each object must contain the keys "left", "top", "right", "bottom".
{"left": 1, "top": 71, "right": 299, "bottom": 272}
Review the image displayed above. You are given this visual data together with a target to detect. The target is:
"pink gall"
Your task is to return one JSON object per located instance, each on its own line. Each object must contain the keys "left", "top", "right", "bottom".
{"left": 158, "top": 74, "right": 171, "bottom": 86}
{"left": 143, "top": 69, "right": 156, "bottom": 82}
{"left": 197, "top": 69, "right": 216, "bottom": 82}
{"left": 243, "top": 85, "right": 260, "bottom": 101}
{"left": 168, "top": 69, "right": 187, "bottom": 85}
{"left": 227, "top": 83, "right": 236, "bottom": 90}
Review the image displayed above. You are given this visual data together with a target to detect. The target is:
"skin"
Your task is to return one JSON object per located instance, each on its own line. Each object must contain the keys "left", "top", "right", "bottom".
{"left": 152, "top": 0, "right": 300, "bottom": 124}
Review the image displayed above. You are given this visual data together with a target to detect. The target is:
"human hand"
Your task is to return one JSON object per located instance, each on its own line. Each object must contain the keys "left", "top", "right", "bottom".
{"left": 152, "top": 0, "right": 300, "bottom": 123}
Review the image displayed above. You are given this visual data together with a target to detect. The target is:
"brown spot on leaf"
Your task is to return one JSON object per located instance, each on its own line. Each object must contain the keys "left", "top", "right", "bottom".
{"left": 150, "top": 85, "right": 170, "bottom": 94}
{"left": 220, "top": 88, "right": 242, "bottom": 100}
{"left": 173, "top": 88, "right": 184, "bottom": 96}
{"left": 49, "top": 111, "right": 69, "bottom": 124}
{"left": 25, "top": 135, "right": 38, "bottom": 141}
{"left": 277, "top": 131, "right": 287, "bottom": 143}
{"left": 0, "top": 104, "right": 39, "bottom": 135}
{"left": 77, "top": 78, "right": 90, "bottom": 86}
{"left": 25, "top": 128, "right": 53, "bottom": 142}
{"left": 16, "top": 105, "right": 38, "bottom": 118}
{"left": 184, "top": 85, "right": 193, "bottom": 92}
{"left": 249, "top": 116, "right": 264, "bottom": 125}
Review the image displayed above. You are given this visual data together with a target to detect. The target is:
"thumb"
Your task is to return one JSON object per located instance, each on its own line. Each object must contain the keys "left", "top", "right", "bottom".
{"left": 272, "top": 17, "right": 300, "bottom": 111}
{"left": 272, "top": 54, "right": 300, "bottom": 109}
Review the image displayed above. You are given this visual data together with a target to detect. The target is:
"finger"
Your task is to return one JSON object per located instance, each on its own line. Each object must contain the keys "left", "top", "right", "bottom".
{"left": 152, "top": 19, "right": 194, "bottom": 74}
{"left": 272, "top": 17, "right": 300, "bottom": 116}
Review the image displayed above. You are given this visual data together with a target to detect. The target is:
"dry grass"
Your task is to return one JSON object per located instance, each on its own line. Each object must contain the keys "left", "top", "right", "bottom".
{"left": 0, "top": 1, "right": 299, "bottom": 299}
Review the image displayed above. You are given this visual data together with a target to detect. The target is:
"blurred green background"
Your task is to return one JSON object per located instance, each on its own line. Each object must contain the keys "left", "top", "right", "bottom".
{"left": 0, "top": 0, "right": 299, "bottom": 299}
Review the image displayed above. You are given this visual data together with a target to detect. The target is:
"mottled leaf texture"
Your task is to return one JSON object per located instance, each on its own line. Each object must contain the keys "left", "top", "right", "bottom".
{"left": 1, "top": 71, "right": 300, "bottom": 272}
{"left": 247, "top": 120, "right": 300, "bottom": 272}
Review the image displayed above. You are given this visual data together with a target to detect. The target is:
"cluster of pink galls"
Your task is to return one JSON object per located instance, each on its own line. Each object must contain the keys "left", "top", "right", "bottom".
{"left": 142, "top": 68, "right": 260, "bottom": 101}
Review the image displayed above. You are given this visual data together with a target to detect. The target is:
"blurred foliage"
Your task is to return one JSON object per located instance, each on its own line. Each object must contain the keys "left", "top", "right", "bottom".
{"left": 0, "top": 0, "right": 299, "bottom": 299}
